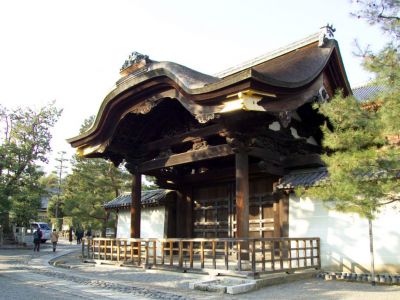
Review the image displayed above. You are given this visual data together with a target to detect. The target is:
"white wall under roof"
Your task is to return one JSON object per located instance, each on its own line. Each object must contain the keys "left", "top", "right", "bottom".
{"left": 289, "top": 194, "right": 400, "bottom": 273}
{"left": 116, "top": 206, "right": 167, "bottom": 239}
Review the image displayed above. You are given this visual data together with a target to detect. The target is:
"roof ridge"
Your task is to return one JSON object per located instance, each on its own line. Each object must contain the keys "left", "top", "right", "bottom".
{"left": 214, "top": 31, "right": 320, "bottom": 78}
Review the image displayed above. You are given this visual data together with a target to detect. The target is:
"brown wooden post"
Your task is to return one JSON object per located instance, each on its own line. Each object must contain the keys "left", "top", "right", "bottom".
{"left": 169, "top": 241, "right": 173, "bottom": 266}
{"left": 153, "top": 241, "right": 157, "bottom": 266}
{"left": 212, "top": 240, "right": 216, "bottom": 269}
{"left": 176, "top": 191, "right": 185, "bottom": 238}
{"left": 178, "top": 240, "right": 183, "bottom": 268}
{"left": 235, "top": 150, "right": 249, "bottom": 260}
{"left": 131, "top": 170, "right": 141, "bottom": 238}
{"left": 184, "top": 190, "right": 193, "bottom": 238}
{"left": 189, "top": 241, "right": 194, "bottom": 269}
{"left": 224, "top": 241, "right": 229, "bottom": 270}
{"left": 317, "top": 238, "right": 321, "bottom": 269}
{"left": 138, "top": 241, "right": 142, "bottom": 266}
{"left": 145, "top": 241, "right": 149, "bottom": 266}
{"left": 261, "top": 241, "right": 265, "bottom": 271}
{"left": 110, "top": 239, "right": 114, "bottom": 261}
{"left": 124, "top": 240, "right": 127, "bottom": 262}
{"left": 161, "top": 241, "right": 165, "bottom": 265}
{"left": 117, "top": 240, "right": 120, "bottom": 262}
{"left": 200, "top": 241, "right": 205, "bottom": 269}
{"left": 130, "top": 241, "right": 133, "bottom": 263}
{"left": 251, "top": 239, "right": 256, "bottom": 272}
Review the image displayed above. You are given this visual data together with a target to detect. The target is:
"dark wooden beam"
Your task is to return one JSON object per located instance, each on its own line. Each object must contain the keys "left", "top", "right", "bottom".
{"left": 146, "top": 162, "right": 282, "bottom": 186}
{"left": 283, "top": 153, "right": 324, "bottom": 169}
{"left": 139, "top": 123, "right": 227, "bottom": 152}
{"left": 130, "top": 170, "right": 141, "bottom": 238}
{"left": 138, "top": 144, "right": 234, "bottom": 173}
{"left": 248, "top": 147, "right": 283, "bottom": 163}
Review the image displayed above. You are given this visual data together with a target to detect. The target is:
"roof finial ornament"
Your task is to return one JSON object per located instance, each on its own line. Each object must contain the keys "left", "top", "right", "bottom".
{"left": 319, "top": 24, "right": 336, "bottom": 47}
{"left": 120, "top": 51, "right": 150, "bottom": 76}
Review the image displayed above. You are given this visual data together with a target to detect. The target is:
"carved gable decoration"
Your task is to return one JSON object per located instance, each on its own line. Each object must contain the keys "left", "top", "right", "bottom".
{"left": 120, "top": 51, "right": 150, "bottom": 76}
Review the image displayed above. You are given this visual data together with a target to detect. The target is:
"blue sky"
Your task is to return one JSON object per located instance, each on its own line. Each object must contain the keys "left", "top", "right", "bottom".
{"left": 0, "top": 0, "right": 389, "bottom": 172}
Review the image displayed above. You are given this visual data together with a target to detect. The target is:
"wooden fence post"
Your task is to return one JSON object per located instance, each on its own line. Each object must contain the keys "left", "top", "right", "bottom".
{"left": 178, "top": 241, "right": 183, "bottom": 268}
{"left": 153, "top": 241, "right": 157, "bottom": 266}
{"left": 251, "top": 239, "right": 256, "bottom": 272}
{"left": 224, "top": 241, "right": 229, "bottom": 270}
{"left": 145, "top": 241, "right": 149, "bottom": 266}
{"left": 189, "top": 241, "right": 193, "bottom": 269}
{"left": 200, "top": 241, "right": 204, "bottom": 269}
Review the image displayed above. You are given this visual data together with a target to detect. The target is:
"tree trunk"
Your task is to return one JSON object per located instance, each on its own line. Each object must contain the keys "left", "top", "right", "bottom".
{"left": 368, "top": 218, "right": 376, "bottom": 286}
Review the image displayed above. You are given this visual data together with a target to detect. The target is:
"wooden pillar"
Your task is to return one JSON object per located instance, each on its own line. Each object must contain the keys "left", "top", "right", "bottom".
{"left": 184, "top": 189, "right": 193, "bottom": 238}
{"left": 176, "top": 191, "right": 185, "bottom": 238}
{"left": 235, "top": 150, "right": 249, "bottom": 239}
{"left": 130, "top": 171, "right": 141, "bottom": 238}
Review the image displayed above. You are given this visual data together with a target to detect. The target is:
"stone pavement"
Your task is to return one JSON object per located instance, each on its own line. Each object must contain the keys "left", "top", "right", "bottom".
{"left": 1, "top": 239, "right": 400, "bottom": 299}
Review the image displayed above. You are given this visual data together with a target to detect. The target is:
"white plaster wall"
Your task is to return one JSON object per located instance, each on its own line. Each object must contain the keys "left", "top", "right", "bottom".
{"left": 116, "top": 206, "right": 167, "bottom": 239}
{"left": 289, "top": 194, "right": 400, "bottom": 273}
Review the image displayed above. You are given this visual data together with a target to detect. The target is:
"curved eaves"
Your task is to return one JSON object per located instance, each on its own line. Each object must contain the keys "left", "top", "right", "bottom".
{"left": 67, "top": 40, "right": 349, "bottom": 148}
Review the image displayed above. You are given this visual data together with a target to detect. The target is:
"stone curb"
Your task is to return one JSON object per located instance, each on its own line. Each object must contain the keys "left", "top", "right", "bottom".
{"left": 317, "top": 271, "right": 400, "bottom": 285}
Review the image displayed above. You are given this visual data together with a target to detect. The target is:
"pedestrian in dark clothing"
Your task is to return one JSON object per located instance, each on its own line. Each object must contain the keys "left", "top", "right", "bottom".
{"left": 76, "top": 228, "right": 83, "bottom": 244}
{"left": 33, "top": 227, "right": 42, "bottom": 252}
{"left": 68, "top": 227, "right": 73, "bottom": 244}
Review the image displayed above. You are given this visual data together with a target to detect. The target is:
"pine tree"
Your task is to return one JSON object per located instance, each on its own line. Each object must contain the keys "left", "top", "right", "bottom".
{"left": 62, "top": 117, "right": 131, "bottom": 235}
{"left": 300, "top": 1, "right": 399, "bottom": 285}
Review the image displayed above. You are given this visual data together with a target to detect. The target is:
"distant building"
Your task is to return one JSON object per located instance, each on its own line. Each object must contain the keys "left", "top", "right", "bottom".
{"left": 104, "top": 189, "right": 177, "bottom": 239}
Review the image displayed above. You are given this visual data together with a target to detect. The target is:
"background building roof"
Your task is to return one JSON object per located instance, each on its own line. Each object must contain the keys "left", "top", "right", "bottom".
{"left": 103, "top": 189, "right": 174, "bottom": 210}
{"left": 277, "top": 168, "right": 328, "bottom": 190}
{"left": 352, "top": 84, "right": 386, "bottom": 102}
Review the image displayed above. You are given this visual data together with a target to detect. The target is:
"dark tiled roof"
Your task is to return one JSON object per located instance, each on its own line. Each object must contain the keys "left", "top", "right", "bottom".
{"left": 277, "top": 167, "right": 400, "bottom": 190}
{"left": 277, "top": 168, "right": 328, "bottom": 190}
{"left": 352, "top": 84, "right": 386, "bottom": 102}
{"left": 103, "top": 189, "right": 173, "bottom": 209}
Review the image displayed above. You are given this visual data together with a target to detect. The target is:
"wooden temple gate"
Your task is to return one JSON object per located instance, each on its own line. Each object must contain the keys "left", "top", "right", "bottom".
{"left": 68, "top": 29, "right": 350, "bottom": 276}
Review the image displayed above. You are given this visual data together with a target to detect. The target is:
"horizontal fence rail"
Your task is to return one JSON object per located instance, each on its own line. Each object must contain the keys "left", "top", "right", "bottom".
{"left": 82, "top": 237, "right": 320, "bottom": 277}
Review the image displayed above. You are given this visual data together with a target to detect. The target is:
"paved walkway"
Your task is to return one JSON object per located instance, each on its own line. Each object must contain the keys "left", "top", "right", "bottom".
{"left": 1, "top": 239, "right": 400, "bottom": 299}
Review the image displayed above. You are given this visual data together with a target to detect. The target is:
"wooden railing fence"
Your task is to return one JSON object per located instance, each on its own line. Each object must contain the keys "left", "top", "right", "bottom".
{"left": 82, "top": 237, "right": 320, "bottom": 277}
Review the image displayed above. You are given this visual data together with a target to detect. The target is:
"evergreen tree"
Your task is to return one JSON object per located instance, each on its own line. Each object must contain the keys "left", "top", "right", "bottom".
{"left": 300, "top": 1, "right": 400, "bottom": 285}
{"left": 63, "top": 117, "right": 131, "bottom": 235}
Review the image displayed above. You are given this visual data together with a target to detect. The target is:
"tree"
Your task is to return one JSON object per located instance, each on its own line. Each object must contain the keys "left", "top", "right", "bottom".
{"left": 0, "top": 102, "right": 62, "bottom": 226}
{"left": 62, "top": 117, "right": 131, "bottom": 235}
{"left": 300, "top": 1, "right": 399, "bottom": 285}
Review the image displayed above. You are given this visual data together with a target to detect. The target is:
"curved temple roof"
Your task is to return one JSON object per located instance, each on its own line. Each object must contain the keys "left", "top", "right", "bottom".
{"left": 67, "top": 29, "right": 351, "bottom": 157}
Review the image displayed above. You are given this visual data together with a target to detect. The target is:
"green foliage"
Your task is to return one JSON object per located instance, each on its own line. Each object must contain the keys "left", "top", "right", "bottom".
{"left": 62, "top": 117, "right": 131, "bottom": 232}
{"left": 316, "top": 93, "right": 383, "bottom": 151}
{"left": 63, "top": 155, "right": 130, "bottom": 231}
{"left": 302, "top": 1, "right": 400, "bottom": 219}
{"left": 0, "top": 102, "right": 62, "bottom": 225}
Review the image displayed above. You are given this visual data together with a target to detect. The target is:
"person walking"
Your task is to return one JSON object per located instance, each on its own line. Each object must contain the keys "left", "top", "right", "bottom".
{"left": 68, "top": 227, "right": 73, "bottom": 244}
{"left": 51, "top": 229, "right": 59, "bottom": 252}
{"left": 33, "top": 227, "right": 42, "bottom": 252}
